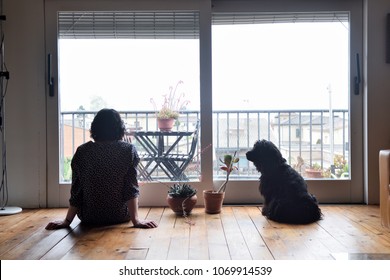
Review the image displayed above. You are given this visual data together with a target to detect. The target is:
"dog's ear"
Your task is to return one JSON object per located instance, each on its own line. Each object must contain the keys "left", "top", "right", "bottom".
{"left": 269, "top": 141, "right": 285, "bottom": 161}
{"left": 261, "top": 140, "right": 287, "bottom": 173}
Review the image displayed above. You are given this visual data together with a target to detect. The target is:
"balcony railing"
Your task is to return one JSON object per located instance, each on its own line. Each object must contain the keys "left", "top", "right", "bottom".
{"left": 60, "top": 109, "right": 349, "bottom": 182}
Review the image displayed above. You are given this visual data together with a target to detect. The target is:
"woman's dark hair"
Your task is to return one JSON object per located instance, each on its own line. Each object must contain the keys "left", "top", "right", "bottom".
{"left": 90, "top": 109, "right": 125, "bottom": 141}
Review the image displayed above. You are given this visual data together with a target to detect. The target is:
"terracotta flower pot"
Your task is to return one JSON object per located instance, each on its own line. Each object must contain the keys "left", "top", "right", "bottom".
{"left": 166, "top": 194, "right": 197, "bottom": 216}
{"left": 158, "top": 118, "right": 175, "bottom": 131}
{"left": 203, "top": 190, "right": 225, "bottom": 214}
{"left": 305, "top": 168, "right": 323, "bottom": 178}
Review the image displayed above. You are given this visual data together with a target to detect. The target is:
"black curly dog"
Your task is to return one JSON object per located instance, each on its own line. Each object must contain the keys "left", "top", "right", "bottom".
{"left": 246, "top": 139, "right": 322, "bottom": 224}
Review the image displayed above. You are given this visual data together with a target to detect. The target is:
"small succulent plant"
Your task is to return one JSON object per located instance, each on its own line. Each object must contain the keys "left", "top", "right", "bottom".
{"left": 167, "top": 183, "right": 197, "bottom": 198}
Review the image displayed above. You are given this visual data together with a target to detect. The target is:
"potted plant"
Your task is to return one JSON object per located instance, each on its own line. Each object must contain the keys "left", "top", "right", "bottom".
{"left": 203, "top": 151, "right": 239, "bottom": 214}
{"left": 155, "top": 107, "right": 179, "bottom": 132}
{"left": 305, "top": 162, "right": 324, "bottom": 178}
{"left": 167, "top": 183, "right": 197, "bottom": 216}
{"left": 151, "top": 81, "right": 189, "bottom": 131}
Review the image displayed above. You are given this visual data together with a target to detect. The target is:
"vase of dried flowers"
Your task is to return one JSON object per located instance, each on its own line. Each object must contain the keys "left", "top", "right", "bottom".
{"left": 151, "top": 81, "right": 189, "bottom": 131}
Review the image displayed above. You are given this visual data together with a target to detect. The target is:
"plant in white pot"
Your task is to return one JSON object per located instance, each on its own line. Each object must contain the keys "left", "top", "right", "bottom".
{"left": 203, "top": 151, "right": 239, "bottom": 214}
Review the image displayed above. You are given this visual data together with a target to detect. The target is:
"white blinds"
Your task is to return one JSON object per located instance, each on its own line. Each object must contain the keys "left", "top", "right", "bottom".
{"left": 58, "top": 11, "right": 200, "bottom": 39}
{"left": 58, "top": 11, "right": 348, "bottom": 39}
{"left": 212, "top": 12, "right": 349, "bottom": 25}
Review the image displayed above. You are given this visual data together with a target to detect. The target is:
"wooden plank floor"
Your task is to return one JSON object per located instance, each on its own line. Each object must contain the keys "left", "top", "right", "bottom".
{"left": 1, "top": 205, "right": 390, "bottom": 260}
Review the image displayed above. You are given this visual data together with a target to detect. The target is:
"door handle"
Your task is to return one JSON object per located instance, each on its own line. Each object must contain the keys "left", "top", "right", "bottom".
{"left": 354, "top": 53, "right": 361, "bottom": 95}
{"left": 47, "top": 54, "right": 55, "bottom": 97}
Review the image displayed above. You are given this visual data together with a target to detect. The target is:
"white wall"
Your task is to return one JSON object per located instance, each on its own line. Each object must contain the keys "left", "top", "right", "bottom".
{"left": 2, "top": 0, "right": 390, "bottom": 207}
{"left": 364, "top": 0, "right": 390, "bottom": 204}
{"left": 3, "top": 0, "right": 46, "bottom": 207}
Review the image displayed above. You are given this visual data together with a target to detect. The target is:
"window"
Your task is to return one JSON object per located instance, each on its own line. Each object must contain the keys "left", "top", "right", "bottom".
{"left": 212, "top": 12, "right": 350, "bottom": 180}
{"left": 46, "top": 0, "right": 363, "bottom": 206}
{"left": 58, "top": 11, "right": 200, "bottom": 182}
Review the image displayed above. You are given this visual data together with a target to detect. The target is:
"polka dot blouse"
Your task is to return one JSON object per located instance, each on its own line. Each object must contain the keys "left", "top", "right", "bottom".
{"left": 69, "top": 140, "right": 140, "bottom": 225}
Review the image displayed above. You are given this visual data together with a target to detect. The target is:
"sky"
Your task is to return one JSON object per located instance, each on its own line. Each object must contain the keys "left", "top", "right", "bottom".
{"left": 58, "top": 21, "right": 349, "bottom": 112}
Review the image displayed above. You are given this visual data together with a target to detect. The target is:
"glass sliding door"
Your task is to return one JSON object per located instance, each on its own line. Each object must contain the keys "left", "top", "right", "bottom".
{"left": 211, "top": 0, "right": 363, "bottom": 203}
{"left": 45, "top": 1, "right": 204, "bottom": 206}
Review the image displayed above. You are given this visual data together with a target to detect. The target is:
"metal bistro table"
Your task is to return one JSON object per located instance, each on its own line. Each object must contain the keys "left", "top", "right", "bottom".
{"left": 128, "top": 129, "right": 198, "bottom": 181}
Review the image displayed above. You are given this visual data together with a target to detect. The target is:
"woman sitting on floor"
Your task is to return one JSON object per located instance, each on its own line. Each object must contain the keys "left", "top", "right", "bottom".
{"left": 46, "top": 108, "right": 157, "bottom": 229}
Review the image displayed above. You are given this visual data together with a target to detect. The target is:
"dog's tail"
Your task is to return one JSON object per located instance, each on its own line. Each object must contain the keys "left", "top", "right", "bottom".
{"left": 300, "top": 194, "right": 323, "bottom": 224}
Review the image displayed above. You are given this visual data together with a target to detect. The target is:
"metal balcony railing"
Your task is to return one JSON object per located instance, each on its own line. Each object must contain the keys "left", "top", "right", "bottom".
{"left": 60, "top": 109, "right": 349, "bottom": 182}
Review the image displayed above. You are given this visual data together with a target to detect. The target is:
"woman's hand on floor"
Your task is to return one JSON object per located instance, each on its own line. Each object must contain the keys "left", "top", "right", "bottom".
{"left": 45, "top": 220, "right": 71, "bottom": 230}
{"left": 133, "top": 219, "right": 158, "bottom": 228}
